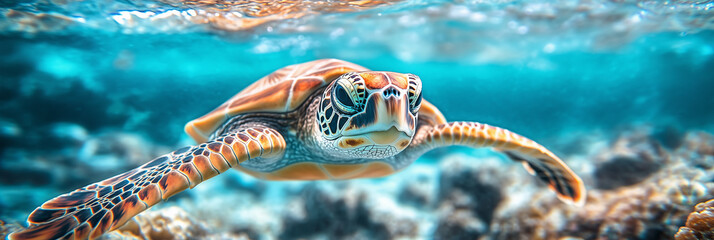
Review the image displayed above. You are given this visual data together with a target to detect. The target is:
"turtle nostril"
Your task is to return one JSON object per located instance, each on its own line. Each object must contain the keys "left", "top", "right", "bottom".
{"left": 382, "top": 87, "right": 400, "bottom": 98}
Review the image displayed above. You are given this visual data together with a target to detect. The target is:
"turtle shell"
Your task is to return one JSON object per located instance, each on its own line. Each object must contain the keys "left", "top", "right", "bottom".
{"left": 185, "top": 59, "right": 369, "bottom": 143}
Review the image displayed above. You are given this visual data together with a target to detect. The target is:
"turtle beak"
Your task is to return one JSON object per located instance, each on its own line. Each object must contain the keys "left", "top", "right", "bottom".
{"left": 343, "top": 87, "right": 416, "bottom": 137}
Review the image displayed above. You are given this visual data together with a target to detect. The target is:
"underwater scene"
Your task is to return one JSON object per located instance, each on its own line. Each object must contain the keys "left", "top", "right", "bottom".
{"left": 1, "top": 0, "right": 714, "bottom": 239}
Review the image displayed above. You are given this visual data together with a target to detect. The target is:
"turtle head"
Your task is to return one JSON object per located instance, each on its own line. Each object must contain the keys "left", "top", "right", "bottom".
{"left": 316, "top": 71, "right": 422, "bottom": 159}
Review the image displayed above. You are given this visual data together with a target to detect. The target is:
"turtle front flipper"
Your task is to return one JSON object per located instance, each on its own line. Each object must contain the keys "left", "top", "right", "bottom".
{"left": 407, "top": 121, "right": 586, "bottom": 206}
{"left": 9, "top": 127, "right": 285, "bottom": 240}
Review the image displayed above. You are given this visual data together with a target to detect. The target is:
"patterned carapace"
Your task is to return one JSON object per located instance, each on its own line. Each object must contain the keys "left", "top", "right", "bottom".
{"left": 10, "top": 59, "right": 586, "bottom": 240}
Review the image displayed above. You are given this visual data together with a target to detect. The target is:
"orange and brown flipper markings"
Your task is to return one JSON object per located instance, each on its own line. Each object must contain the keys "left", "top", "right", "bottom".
{"left": 9, "top": 127, "right": 285, "bottom": 240}
{"left": 411, "top": 121, "right": 586, "bottom": 206}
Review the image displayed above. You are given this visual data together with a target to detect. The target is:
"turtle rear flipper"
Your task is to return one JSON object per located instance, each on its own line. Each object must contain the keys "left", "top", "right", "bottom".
{"left": 9, "top": 127, "right": 285, "bottom": 240}
{"left": 406, "top": 121, "right": 586, "bottom": 206}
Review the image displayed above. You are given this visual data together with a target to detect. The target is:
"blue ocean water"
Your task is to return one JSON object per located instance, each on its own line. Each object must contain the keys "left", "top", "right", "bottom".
{"left": 1, "top": 0, "right": 714, "bottom": 239}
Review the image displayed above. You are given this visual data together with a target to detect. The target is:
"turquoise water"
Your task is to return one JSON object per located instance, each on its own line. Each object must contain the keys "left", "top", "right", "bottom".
{"left": 1, "top": 0, "right": 714, "bottom": 239}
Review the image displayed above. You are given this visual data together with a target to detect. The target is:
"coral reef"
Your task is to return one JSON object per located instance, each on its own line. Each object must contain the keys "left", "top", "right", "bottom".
{"left": 489, "top": 129, "right": 714, "bottom": 240}
{"left": 491, "top": 168, "right": 713, "bottom": 239}
{"left": 107, "top": 206, "right": 251, "bottom": 240}
{"left": 675, "top": 199, "right": 714, "bottom": 240}
{"left": 280, "top": 184, "right": 421, "bottom": 239}
{"left": 2, "top": 126, "right": 713, "bottom": 240}
{"left": 674, "top": 132, "right": 714, "bottom": 240}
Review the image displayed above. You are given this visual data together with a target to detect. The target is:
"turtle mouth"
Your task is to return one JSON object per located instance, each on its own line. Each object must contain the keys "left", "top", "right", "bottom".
{"left": 363, "top": 127, "right": 407, "bottom": 144}
{"left": 343, "top": 126, "right": 411, "bottom": 138}
{"left": 338, "top": 126, "right": 412, "bottom": 152}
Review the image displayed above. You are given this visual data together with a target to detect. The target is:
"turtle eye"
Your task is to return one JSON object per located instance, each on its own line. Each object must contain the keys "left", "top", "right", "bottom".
{"left": 407, "top": 74, "right": 422, "bottom": 114}
{"left": 409, "top": 91, "right": 422, "bottom": 114}
{"left": 332, "top": 83, "right": 358, "bottom": 114}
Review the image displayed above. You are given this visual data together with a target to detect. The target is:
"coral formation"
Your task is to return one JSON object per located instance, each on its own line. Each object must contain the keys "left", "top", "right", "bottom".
{"left": 2, "top": 127, "right": 713, "bottom": 239}
{"left": 674, "top": 131, "right": 714, "bottom": 240}
{"left": 280, "top": 184, "right": 421, "bottom": 239}
{"left": 489, "top": 129, "right": 714, "bottom": 240}
{"left": 675, "top": 199, "right": 714, "bottom": 240}
{"left": 107, "top": 206, "right": 251, "bottom": 240}
{"left": 492, "top": 169, "right": 713, "bottom": 239}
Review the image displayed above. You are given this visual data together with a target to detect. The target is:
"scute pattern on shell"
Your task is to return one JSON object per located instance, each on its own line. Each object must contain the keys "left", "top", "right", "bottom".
{"left": 184, "top": 59, "right": 369, "bottom": 143}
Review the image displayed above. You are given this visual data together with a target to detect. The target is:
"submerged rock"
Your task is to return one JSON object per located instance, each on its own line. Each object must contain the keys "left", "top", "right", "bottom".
{"left": 435, "top": 207, "right": 486, "bottom": 240}
{"left": 281, "top": 184, "right": 420, "bottom": 239}
{"left": 653, "top": 125, "right": 686, "bottom": 150}
{"left": 398, "top": 177, "right": 433, "bottom": 208}
{"left": 593, "top": 127, "right": 669, "bottom": 190}
{"left": 435, "top": 155, "right": 504, "bottom": 239}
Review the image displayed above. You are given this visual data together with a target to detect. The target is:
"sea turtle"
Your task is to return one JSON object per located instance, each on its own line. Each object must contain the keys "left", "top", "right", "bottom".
{"left": 9, "top": 59, "right": 586, "bottom": 240}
